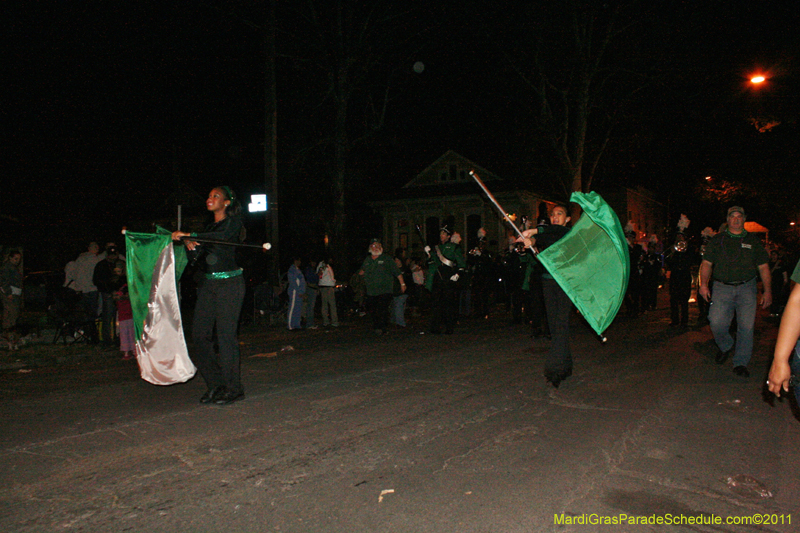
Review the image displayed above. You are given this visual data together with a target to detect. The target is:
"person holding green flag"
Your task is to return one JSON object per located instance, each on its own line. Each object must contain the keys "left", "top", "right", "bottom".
{"left": 520, "top": 204, "right": 574, "bottom": 388}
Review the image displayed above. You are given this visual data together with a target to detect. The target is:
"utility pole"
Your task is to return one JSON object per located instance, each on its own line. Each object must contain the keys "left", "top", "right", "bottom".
{"left": 265, "top": 0, "right": 279, "bottom": 283}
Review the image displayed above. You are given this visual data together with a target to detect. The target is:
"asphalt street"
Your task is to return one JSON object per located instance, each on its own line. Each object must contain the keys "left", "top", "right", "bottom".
{"left": 1, "top": 297, "right": 799, "bottom": 532}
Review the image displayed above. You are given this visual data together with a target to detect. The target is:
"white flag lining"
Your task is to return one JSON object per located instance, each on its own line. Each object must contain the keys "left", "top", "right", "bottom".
{"left": 135, "top": 242, "right": 196, "bottom": 385}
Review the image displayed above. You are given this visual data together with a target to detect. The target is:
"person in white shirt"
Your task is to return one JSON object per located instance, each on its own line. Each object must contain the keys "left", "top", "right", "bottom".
{"left": 317, "top": 257, "right": 339, "bottom": 327}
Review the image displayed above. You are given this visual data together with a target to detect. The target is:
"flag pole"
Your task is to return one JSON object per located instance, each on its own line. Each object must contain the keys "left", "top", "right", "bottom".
{"left": 469, "top": 170, "right": 535, "bottom": 253}
{"left": 470, "top": 172, "right": 607, "bottom": 343}
{"left": 121, "top": 229, "right": 271, "bottom": 250}
{"left": 178, "top": 236, "right": 272, "bottom": 250}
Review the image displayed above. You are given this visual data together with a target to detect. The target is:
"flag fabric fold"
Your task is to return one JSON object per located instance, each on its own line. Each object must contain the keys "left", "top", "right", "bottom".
{"left": 125, "top": 228, "right": 195, "bottom": 385}
{"left": 536, "top": 192, "right": 630, "bottom": 336}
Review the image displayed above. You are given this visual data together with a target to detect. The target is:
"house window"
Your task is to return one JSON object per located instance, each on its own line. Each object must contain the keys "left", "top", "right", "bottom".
{"left": 449, "top": 165, "right": 457, "bottom": 181}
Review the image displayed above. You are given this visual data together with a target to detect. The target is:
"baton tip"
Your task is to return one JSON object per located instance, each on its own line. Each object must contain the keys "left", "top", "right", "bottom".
{"left": 263, "top": 243, "right": 272, "bottom": 250}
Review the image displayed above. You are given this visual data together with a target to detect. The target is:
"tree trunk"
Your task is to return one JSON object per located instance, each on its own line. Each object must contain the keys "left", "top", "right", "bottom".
{"left": 332, "top": 68, "right": 350, "bottom": 277}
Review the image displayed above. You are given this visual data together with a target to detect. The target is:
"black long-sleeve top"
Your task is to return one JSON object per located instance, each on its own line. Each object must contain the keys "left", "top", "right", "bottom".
{"left": 536, "top": 225, "right": 570, "bottom": 280}
{"left": 536, "top": 224, "right": 570, "bottom": 252}
{"left": 191, "top": 215, "right": 243, "bottom": 275}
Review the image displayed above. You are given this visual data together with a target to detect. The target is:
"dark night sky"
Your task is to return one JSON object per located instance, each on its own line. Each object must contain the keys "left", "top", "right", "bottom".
{"left": 5, "top": 1, "right": 800, "bottom": 269}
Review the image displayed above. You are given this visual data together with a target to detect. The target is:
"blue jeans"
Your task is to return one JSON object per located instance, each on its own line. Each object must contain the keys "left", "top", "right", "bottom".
{"left": 302, "top": 286, "right": 318, "bottom": 327}
{"left": 708, "top": 279, "right": 757, "bottom": 366}
{"left": 392, "top": 294, "right": 408, "bottom": 327}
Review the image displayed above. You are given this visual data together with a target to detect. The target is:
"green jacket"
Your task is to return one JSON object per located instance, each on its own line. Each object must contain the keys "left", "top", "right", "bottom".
{"left": 425, "top": 241, "right": 466, "bottom": 291}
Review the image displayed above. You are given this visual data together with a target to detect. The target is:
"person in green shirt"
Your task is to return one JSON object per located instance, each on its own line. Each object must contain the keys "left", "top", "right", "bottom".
{"left": 360, "top": 239, "right": 405, "bottom": 335}
{"left": 698, "top": 206, "right": 771, "bottom": 378}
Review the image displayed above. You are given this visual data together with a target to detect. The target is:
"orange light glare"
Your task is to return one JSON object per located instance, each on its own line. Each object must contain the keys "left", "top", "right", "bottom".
{"left": 751, "top": 76, "right": 765, "bottom": 84}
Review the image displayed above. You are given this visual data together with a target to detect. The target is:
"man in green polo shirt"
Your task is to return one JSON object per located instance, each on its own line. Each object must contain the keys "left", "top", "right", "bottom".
{"left": 699, "top": 206, "right": 771, "bottom": 378}
{"left": 360, "top": 239, "right": 406, "bottom": 335}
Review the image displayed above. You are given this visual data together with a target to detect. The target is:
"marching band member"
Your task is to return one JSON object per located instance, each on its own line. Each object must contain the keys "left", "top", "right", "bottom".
{"left": 520, "top": 204, "right": 574, "bottom": 387}
{"left": 426, "top": 226, "right": 466, "bottom": 334}
{"left": 172, "top": 186, "right": 246, "bottom": 405}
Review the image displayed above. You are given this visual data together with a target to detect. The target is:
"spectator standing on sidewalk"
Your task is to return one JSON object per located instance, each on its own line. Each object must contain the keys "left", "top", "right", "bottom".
{"left": 391, "top": 248, "right": 411, "bottom": 328}
{"left": 302, "top": 259, "right": 319, "bottom": 329}
{"left": 1, "top": 250, "right": 23, "bottom": 350}
{"left": 699, "top": 206, "right": 771, "bottom": 378}
{"left": 113, "top": 261, "right": 135, "bottom": 360}
{"left": 93, "top": 245, "right": 122, "bottom": 345}
{"left": 287, "top": 256, "right": 306, "bottom": 331}
{"left": 317, "top": 257, "right": 339, "bottom": 327}
{"left": 72, "top": 241, "right": 105, "bottom": 343}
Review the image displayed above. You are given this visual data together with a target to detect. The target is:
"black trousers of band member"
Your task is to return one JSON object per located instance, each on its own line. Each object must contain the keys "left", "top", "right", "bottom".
{"left": 367, "top": 293, "right": 392, "bottom": 331}
{"left": 471, "top": 277, "right": 491, "bottom": 318}
{"left": 511, "top": 287, "right": 530, "bottom": 324}
{"left": 542, "top": 277, "right": 573, "bottom": 376}
{"left": 191, "top": 275, "right": 246, "bottom": 395}
{"left": 528, "top": 274, "right": 549, "bottom": 335}
{"left": 669, "top": 270, "right": 692, "bottom": 326}
{"left": 430, "top": 278, "right": 459, "bottom": 333}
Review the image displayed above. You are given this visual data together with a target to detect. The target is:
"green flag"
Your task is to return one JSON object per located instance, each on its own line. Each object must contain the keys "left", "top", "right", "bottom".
{"left": 536, "top": 192, "right": 630, "bottom": 336}
{"left": 125, "top": 227, "right": 188, "bottom": 340}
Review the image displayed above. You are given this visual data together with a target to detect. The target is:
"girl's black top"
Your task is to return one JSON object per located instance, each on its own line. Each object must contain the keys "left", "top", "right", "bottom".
{"left": 191, "top": 215, "right": 243, "bottom": 274}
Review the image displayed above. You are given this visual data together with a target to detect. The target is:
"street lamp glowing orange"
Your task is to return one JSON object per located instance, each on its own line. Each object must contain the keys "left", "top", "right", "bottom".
{"left": 751, "top": 75, "right": 766, "bottom": 84}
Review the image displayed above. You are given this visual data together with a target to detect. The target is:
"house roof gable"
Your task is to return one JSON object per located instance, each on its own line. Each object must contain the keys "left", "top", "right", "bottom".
{"left": 403, "top": 150, "right": 500, "bottom": 188}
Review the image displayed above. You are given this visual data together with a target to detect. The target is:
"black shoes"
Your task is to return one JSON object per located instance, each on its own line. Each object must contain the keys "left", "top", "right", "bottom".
{"left": 200, "top": 386, "right": 245, "bottom": 405}
{"left": 214, "top": 389, "right": 245, "bottom": 405}
{"left": 733, "top": 366, "right": 750, "bottom": 378}
{"left": 715, "top": 348, "right": 733, "bottom": 364}
{"left": 200, "top": 385, "right": 224, "bottom": 404}
{"left": 545, "top": 368, "right": 573, "bottom": 389}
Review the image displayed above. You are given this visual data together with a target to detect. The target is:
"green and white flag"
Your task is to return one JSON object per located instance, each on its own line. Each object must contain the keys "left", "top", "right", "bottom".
{"left": 125, "top": 227, "right": 195, "bottom": 385}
